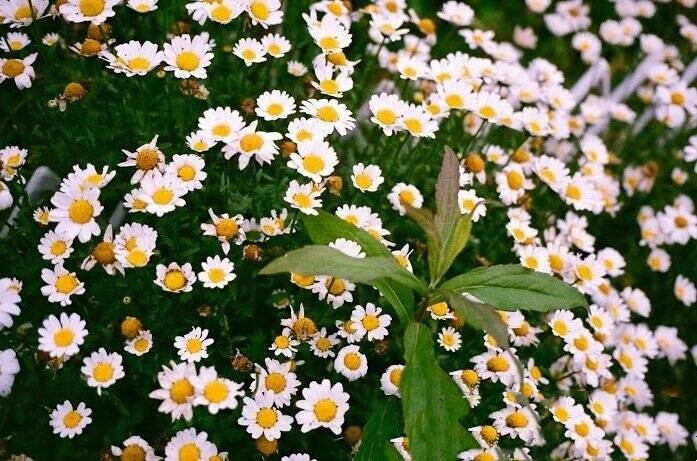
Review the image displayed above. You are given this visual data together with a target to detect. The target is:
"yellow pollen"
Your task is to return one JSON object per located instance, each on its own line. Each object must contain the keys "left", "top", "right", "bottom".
{"left": 176, "top": 51, "right": 200, "bottom": 71}
{"left": 81, "top": 39, "right": 102, "bottom": 56}
{"left": 325, "top": 278, "right": 346, "bottom": 295}
{"left": 55, "top": 274, "right": 78, "bottom": 294}
{"left": 186, "top": 338, "right": 203, "bottom": 353}
{"left": 266, "top": 103, "right": 284, "bottom": 116}
{"left": 292, "top": 317, "right": 317, "bottom": 338}
{"left": 265, "top": 372, "right": 287, "bottom": 393}
{"left": 135, "top": 148, "right": 160, "bottom": 170}
{"left": 212, "top": 123, "right": 231, "bottom": 138}
{"left": 552, "top": 320, "right": 568, "bottom": 336}
{"left": 319, "top": 36, "right": 340, "bottom": 51}
{"left": 302, "top": 154, "right": 325, "bottom": 174}
{"left": 163, "top": 270, "right": 186, "bottom": 291}
{"left": 375, "top": 109, "right": 397, "bottom": 125}
{"left": 389, "top": 367, "right": 402, "bottom": 386}
{"left": 79, "top": 0, "right": 105, "bottom": 16}
{"left": 178, "top": 443, "right": 201, "bottom": 461}
{"left": 2, "top": 59, "right": 25, "bottom": 78}
{"left": 404, "top": 118, "right": 423, "bottom": 134}
{"left": 177, "top": 165, "right": 196, "bottom": 181}
{"left": 274, "top": 335, "right": 290, "bottom": 349}
{"left": 207, "top": 268, "right": 225, "bottom": 284}
{"left": 63, "top": 410, "right": 82, "bottom": 429}
{"left": 239, "top": 133, "right": 263, "bottom": 152}
{"left": 486, "top": 355, "right": 509, "bottom": 372}
{"left": 152, "top": 187, "right": 173, "bottom": 205}
{"left": 92, "top": 362, "right": 114, "bottom": 382}
{"left": 211, "top": 3, "right": 232, "bottom": 21}
{"left": 249, "top": 0, "right": 269, "bottom": 20}
{"left": 577, "top": 265, "right": 593, "bottom": 281}
{"left": 69, "top": 199, "right": 94, "bottom": 224}
{"left": 127, "top": 249, "right": 147, "bottom": 267}
{"left": 429, "top": 302, "right": 449, "bottom": 316}
{"left": 316, "top": 106, "right": 339, "bottom": 122}
{"left": 50, "top": 240, "right": 68, "bottom": 256}
{"left": 256, "top": 408, "right": 278, "bottom": 428}
{"left": 315, "top": 337, "right": 331, "bottom": 351}
{"left": 169, "top": 378, "right": 194, "bottom": 403}
{"left": 505, "top": 411, "right": 528, "bottom": 428}
{"left": 204, "top": 379, "right": 229, "bottom": 403}
{"left": 445, "top": 94, "right": 464, "bottom": 108}
{"left": 480, "top": 425, "right": 498, "bottom": 444}
{"left": 313, "top": 398, "right": 337, "bottom": 422}
{"left": 354, "top": 173, "right": 372, "bottom": 189}
{"left": 479, "top": 105, "right": 496, "bottom": 119}
{"left": 566, "top": 183, "right": 582, "bottom": 201}
{"left": 54, "top": 328, "right": 75, "bottom": 347}
{"left": 92, "top": 241, "right": 115, "bottom": 264}
{"left": 506, "top": 171, "right": 524, "bottom": 189}
{"left": 121, "top": 444, "right": 146, "bottom": 461}
{"left": 343, "top": 352, "right": 362, "bottom": 370}
{"left": 320, "top": 79, "right": 339, "bottom": 95}
{"left": 362, "top": 314, "right": 380, "bottom": 331}
{"left": 241, "top": 49, "right": 257, "bottom": 61}
{"left": 128, "top": 57, "right": 150, "bottom": 71}
{"left": 14, "top": 4, "right": 33, "bottom": 20}
{"left": 461, "top": 369, "right": 479, "bottom": 387}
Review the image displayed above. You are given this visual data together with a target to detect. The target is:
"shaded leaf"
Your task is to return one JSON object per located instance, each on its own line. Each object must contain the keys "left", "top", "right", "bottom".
{"left": 439, "top": 264, "right": 588, "bottom": 312}
{"left": 260, "top": 245, "right": 427, "bottom": 294}
{"left": 354, "top": 398, "right": 402, "bottom": 461}
{"left": 445, "top": 291, "right": 510, "bottom": 349}
{"left": 401, "top": 322, "right": 477, "bottom": 461}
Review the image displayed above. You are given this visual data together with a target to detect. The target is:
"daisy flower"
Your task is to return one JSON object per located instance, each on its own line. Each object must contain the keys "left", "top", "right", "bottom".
{"left": 222, "top": 121, "right": 282, "bottom": 169}
{"left": 38, "top": 313, "right": 88, "bottom": 358}
{"left": 198, "top": 255, "right": 236, "bottom": 289}
{"left": 200, "top": 208, "right": 246, "bottom": 254}
{"left": 0, "top": 32, "right": 30, "bottom": 52}
{"left": 334, "top": 345, "right": 368, "bottom": 381}
{"left": 125, "top": 329, "right": 153, "bottom": 356}
{"left": 288, "top": 60, "right": 308, "bottom": 77}
{"left": 308, "top": 15, "right": 352, "bottom": 54}
{"left": 0, "top": 0, "right": 49, "bottom": 27}
{"left": 400, "top": 103, "right": 438, "bottom": 137}
{"left": 232, "top": 38, "right": 267, "bottom": 66}
{"left": 310, "top": 328, "right": 340, "bottom": 358}
{"left": 256, "top": 90, "right": 296, "bottom": 121}
{"left": 311, "top": 63, "right": 353, "bottom": 98}
{"left": 351, "top": 303, "right": 391, "bottom": 341}
{"left": 49, "top": 184, "right": 103, "bottom": 243}
{"left": 369, "top": 93, "right": 406, "bottom": 135}
{"left": 284, "top": 180, "right": 323, "bottom": 215}
{"left": 351, "top": 163, "right": 384, "bottom": 192}
{"left": 388, "top": 183, "right": 423, "bottom": 215}
{"left": 119, "top": 135, "right": 166, "bottom": 184}
{"left": 380, "top": 364, "right": 404, "bottom": 397}
{"left": 81, "top": 224, "right": 124, "bottom": 275}
{"left": 198, "top": 106, "right": 245, "bottom": 143}
{"left": 164, "top": 428, "right": 217, "bottom": 460}
{"left": 427, "top": 301, "right": 455, "bottom": 320}
{"left": 0, "top": 349, "right": 20, "bottom": 397}
{"left": 154, "top": 262, "right": 196, "bottom": 293}
{"left": 262, "top": 33, "right": 291, "bottom": 58}
{"left": 175, "top": 327, "right": 214, "bottom": 363}
{"left": 114, "top": 222, "right": 158, "bottom": 269}
{"left": 59, "top": 0, "right": 118, "bottom": 24}
{"left": 111, "top": 436, "right": 160, "bottom": 461}
{"left": 49, "top": 401, "right": 92, "bottom": 439}
{"left": 40, "top": 263, "right": 85, "bottom": 306}
{"left": 38, "top": 230, "right": 74, "bottom": 264}
{"left": 149, "top": 361, "right": 198, "bottom": 421}
{"left": 457, "top": 189, "right": 486, "bottom": 222}
{"left": 81, "top": 348, "right": 125, "bottom": 395}
{"left": 253, "top": 357, "right": 301, "bottom": 408}
{"left": 238, "top": 392, "right": 293, "bottom": 441}
{"left": 438, "top": 326, "right": 462, "bottom": 352}
{"left": 192, "top": 365, "right": 244, "bottom": 414}
{"left": 138, "top": 170, "right": 187, "bottom": 217}
{"left": 300, "top": 98, "right": 355, "bottom": 135}
{"left": 127, "top": 0, "right": 158, "bottom": 12}
{"left": 204, "top": 0, "right": 244, "bottom": 24}
{"left": 287, "top": 139, "right": 339, "bottom": 182}
{"left": 100, "top": 40, "right": 163, "bottom": 77}
{"left": 166, "top": 154, "right": 207, "bottom": 192}
{"left": 246, "top": 0, "right": 283, "bottom": 27}
{"left": 163, "top": 33, "right": 214, "bottom": 79}
{"left": 295, "top": 379, "right": 350, "bottom": 434}
{"left": 286, "top": 117, "right": 332, "bottom": 144}
{"left": 0, "top": 279, "right": 21, "bottom": 331}
{"left": 270, "top": 328, "right": 300, "bottom": 358}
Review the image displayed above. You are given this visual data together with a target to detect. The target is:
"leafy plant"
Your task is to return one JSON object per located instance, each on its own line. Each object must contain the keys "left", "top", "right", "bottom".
{"left": 260, "top": 147, "right": 589, "bottom": 459}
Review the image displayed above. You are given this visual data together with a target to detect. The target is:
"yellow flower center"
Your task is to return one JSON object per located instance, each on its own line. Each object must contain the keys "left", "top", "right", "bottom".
{"left": 403, "top": 118, "right": 423, "bottom": 135}
{"left": 461, "top": 369, "right": 479, "bottom": 386}
{"left": 135, "top": 148, "right": 160, "bottom": 170}
{"left": 313, "top": 398, "right": 337, "bottom": 422}
{"left": 398, "top": 189, "right": 415, "bottom": 205}
{"left": 292, "top": 317, "right": 317, "bottom": 338}
{"left": 486, "top": 356, "right": 509, "bottom": 372}
{"left": 63, "top": 411, "right": 82, "bottom": 429}
{"left": 186, "top": 338, "right": 203, "bottom": 353}
{"left": 293, "top": 193, "right": 312, "bottom": 209}
{"left": 204, "top": 379, "right": 229, "bottom": 403}
{"left": 93, "top": 362, "right": 114, "bottom": 382}
{"left": 240, "top": 133, "right": 263, "bottom": 152}
{"left": 133, "top": 337, "right": 150, "bottom": 352}
{"left": 274, "top": 335, "right": 290, "bottom": 348}
{"left": 320, "top": 79, "right": 339, "bottom": 95}
{"left": 354, "top": 173, "right": 372, "bottom": 189}
{"left": 177, "top": 164, "right": 196, "bottom": 181}
{"left": 14, "top": 4, "right": 33, "bottom": 20}
{"left": 176, "top": 51, "right": 200, "bottom": 71}
{"left": 2, "top": 59, "right": 25, "bottom": 78}
{"left": 506, "top": 171, "right": 524, "bottom": 190}
{"left": 152, "top": 187, "right": 173, "bottom": 205}
{"left": 319, "top": 36, "right": 340, "bottom": 51}
{"left": 325, "top": 278, "right": 346, "bottom": 295}
{"left": 576, "top": 264, "right": 593, "bottom": 281}
{"left": 343, "top": 352, "right": 362, "bottom": 370}
{"left": 178, "top": 443, "right": 200, "bottom": 461}
{"left": 215, "top": 218, "right": 239, "bottom": 238}
{"left": 375, "top": 108, "right": 396, "bottom": 125}
{"left": 79, "top": 0, "right": 105, "bottom": 16}
{"left": 265, "top": 372, "right": 287, "bottom": 393}
{"left": 169, "top": 378, "right": 194, "bottom": 403}
{"left": 552, "top": 320, "right": 568, "bottom": 336}
{"left": 266, "top": 103, "right": 284, "bottom": 116}
{"left": 549, "top": 254, "right": 564, "bottom": 272}
{"left": 362, "top": 314, "right": 380, "bottom": 331}
{"left": 51, "top": 240, "right": 68, "bottom": 256}
{"left": 92, "top": 241, "right": 115, "bottom": 264}
{"left": 316, "top": 106, "right": 339, "bottom": 122}
{"left": 445, "top": 94, "right": 464, "bottom": 109}
{"left": 126, "top": 249, "right": 148, "bottom": 267}
{"left": 302, "top": 154, "right": 325, "bottom": 174}
{"left": 505, "top": 411, "right": 528, "bottom": 428}
{"left": 480, "top": 425, "right": 498, "bottom": 444}
{"left": 128, "top": 57, "right": 150, "bottom": 71}
{"left": 211, "top": 3, "right": 232, "bottom": 21}
{"left": 163, "top": 270, "right": 186, "bottom": 291}
{"left": 54, "top": 328, "right": 75, "bottom": 347}
{"left": 81, "top": 38, "right": 102, "bottom": 56}
{"left": 241, "top": 48, "right": 257, "bottom": 61}
{"left": 575, "top": 421, "right": 590, "bottom": 437}
{"left": 55, "top": 274, "right": 78, "bottom": 294}
{"left": 315, "top": 337, "right": 331, "bottom": 351}
{"left": 671, "top": 92, "right": 685, "bottom": 105}
{"left": 389, "top": 367, "right": 402, "bottom": 386}
{"left": 474, "top": 454, "right": 495, "bottom": 461}
{"left": 121, "top": 444, "right": 146, "bottom": 461}
{"left": 207, "top": 268, "right": 225, "bottom": 283}
{"left": 69, "top": 199, "right": 94, "bottom": 224}
{"left": 566, "top": 183, "right": 582, "bottom": 201}
{"left": 249, "top": 0, "right": 269, "bottom": 20}
{"left": 479, "top": 105, "right": 496, "bottom": 119}
{"left": 256, "top": 408, "right": 278, "bottom": 428}
{"left": 674, "top": 216, "right": 688, "bottom": 228}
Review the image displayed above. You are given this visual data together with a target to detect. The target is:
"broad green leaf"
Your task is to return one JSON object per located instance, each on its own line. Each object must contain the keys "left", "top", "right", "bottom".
{"left": 404, "top": 203, "right": 440, "bottom": 282}
{"left": 401, "top": 322, "right": 477, "bottom": 461}
{"left": 439, "top": 264, "right": 588, "bottom": 312}
{"left": 259, "top": 245, "right": 427, "bottom": 294}
{"left": 445, "top": 291, "right": 510, "bottom": 349}
{"left": 436, "top": 214, "right": 472, "bottom": 285}
{"left": 354, "top": 398, "right": 402, "bottom": 461}
{"left": 301, "top": 211, "right": 416, "bottom": 322}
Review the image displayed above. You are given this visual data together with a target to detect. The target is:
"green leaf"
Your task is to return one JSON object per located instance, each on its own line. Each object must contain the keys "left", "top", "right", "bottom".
{"left": 404, "top": 204, "right": 440, "bottom": 281}
{"left": 401, "top": 322, "right": 477, "bottom": 461}
{"left": 354, "top": 398, "right": 402, "bottom": 461}
{"left": 439, "top": 264, "right": 588, "bottom": 312}
{"left": 301, "top": 211, "right": 417, "bottom": 322}
{"left": 259, "top": 245, "right": 427, "bottom": 294}
{"left": 445, "top": 291, "right": 510, "bottom": 349}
